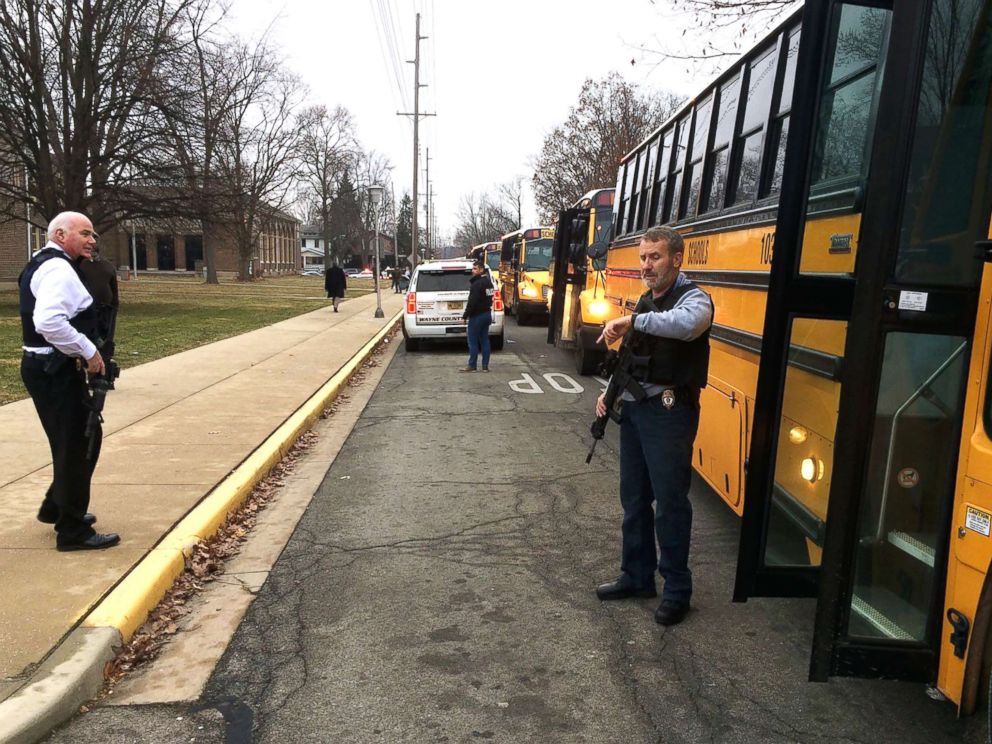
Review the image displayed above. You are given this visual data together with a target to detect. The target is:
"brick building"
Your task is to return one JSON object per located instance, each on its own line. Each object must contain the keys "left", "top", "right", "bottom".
{"left": 0, "top": 207, "right": 300, "bottom": 281}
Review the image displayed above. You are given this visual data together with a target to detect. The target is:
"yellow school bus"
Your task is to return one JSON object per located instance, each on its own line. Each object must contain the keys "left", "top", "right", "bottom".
{"left": 468, "top": 241, "right": 501, "bottom": 284}
{"left": 547, "top": 188, "right": 617, "bottom": 374}
{"left": 498, "top": 226, "right": 555, "bottom": 325}
{"left": 466, "top": 240, "right": 500, "bottom": 278}
{"left": 604, "top": 0, "right": 992, "bottom": 714}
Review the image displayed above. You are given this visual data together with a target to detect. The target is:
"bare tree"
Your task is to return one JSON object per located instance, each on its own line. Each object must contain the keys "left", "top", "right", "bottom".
{"left": 496, "top": 178, "right": 524, "bottom": 229}
{"left": 152, "top": 5, "right": 255, "bottom": 283}
{"left": 452, "top": 190, "right": 517, "bottom": 251}
{"left": 0, "top": 0, "right": 211, "bottom": 229}
{"left": 213, "top": 39, "right": 305, "bottom": 280}
{"left": 296, "top": 104, "right": 357, "bottom": 269}
{"left": 353, "top": 148, "right": 393, "bottom": 267}
{"left": 531, "top": 73, "right": 683, "bottom": 223}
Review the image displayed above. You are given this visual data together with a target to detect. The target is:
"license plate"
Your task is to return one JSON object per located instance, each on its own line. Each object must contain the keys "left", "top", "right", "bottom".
{"left": 448, "top": 301, "right": 464, "bottom": 310}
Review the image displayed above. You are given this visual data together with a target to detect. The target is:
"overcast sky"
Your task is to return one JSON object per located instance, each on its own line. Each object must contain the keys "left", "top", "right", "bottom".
{"left": 229, "top": 0, "right": 781, "bottom": 240}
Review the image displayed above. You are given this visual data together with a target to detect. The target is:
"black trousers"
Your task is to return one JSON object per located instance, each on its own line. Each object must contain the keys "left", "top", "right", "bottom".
{"left": 21, "top": 355, "right": 100, "bottom": 540}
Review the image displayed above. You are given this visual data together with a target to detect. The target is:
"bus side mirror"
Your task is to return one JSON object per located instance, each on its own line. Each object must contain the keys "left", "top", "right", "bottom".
{"left": 587, "top": 241, "right": 608, "bottom": 261}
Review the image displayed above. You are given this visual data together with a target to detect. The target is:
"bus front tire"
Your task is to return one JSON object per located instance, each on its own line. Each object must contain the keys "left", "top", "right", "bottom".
{"left": 576, "top": 340, "right": 603, "bottom": 376}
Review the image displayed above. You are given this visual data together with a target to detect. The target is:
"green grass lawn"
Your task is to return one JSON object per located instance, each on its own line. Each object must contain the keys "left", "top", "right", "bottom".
{"left": 0, "top": 273, "right": 374, "bottom": 405}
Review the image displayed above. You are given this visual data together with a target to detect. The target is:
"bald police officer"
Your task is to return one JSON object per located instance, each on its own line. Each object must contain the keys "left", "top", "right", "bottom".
{"left": 20, "top": 211, "right": 120, "bottom": 551}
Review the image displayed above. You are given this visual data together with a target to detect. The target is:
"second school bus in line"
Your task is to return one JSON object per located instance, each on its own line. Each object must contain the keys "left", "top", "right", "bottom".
{"left": 565, "top": 0, "right": 992, "bottom": 716}
{"left": 498, "top": 227, "right": 555, "bottom": 325}
{"left": 547, "top": 188, "right": 616, "bottom": 374}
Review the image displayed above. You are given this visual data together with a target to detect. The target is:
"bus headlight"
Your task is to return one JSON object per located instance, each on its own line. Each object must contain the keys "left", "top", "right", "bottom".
{"left": 522, "top": 285, "right": 538, "bottom": 298}
{"left": 800, "top": 457, "right": 824, "bottom": 483}
{"left": 789, "top": 426, "right": 808, "bottom": 444}
{"left": 588, "top": 299, "right": 608, "bottom": 318}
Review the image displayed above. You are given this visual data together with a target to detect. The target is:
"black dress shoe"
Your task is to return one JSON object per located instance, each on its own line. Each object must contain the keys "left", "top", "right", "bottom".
{"left": 596, "top": 577, "right": 657, "bottom": 601}
{"left": 56, "top": 532, "right": 120, "bottom": 552}
{"left": 654, "top": 601, "right": 690, "bottom": 626}
{"left": 38, "top": 511, "right": 97, "bottom": 526}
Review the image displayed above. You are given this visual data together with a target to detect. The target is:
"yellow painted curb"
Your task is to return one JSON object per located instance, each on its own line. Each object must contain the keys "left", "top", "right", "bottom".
{"left": 82, "top": 311, "right": 401, "bottom": 642}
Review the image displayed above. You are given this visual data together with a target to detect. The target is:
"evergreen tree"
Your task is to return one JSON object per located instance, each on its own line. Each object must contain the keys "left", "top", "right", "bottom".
{"left": 328, "top": 170, "right": 363, "bottom": 262}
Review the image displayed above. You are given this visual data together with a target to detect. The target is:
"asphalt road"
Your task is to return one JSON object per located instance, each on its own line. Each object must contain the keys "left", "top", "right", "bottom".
{"left": 48, "top": 320, "right": 983, "bottom": 743}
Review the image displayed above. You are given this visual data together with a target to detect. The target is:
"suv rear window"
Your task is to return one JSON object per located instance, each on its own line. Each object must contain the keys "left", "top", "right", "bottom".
{"left": 414, "top": 269, "right": 473, "bottom": 292}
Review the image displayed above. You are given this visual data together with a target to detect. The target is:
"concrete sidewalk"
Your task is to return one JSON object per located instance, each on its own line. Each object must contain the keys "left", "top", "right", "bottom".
{"left": 0, "top": 291, "right": 403, "bottom": 711}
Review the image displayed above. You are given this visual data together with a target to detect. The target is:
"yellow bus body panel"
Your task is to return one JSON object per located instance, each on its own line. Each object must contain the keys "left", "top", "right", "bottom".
{"left": 940, "top": 249, "right": 992, "bottom": 707}
{"left": 602, "top": 215, "right": 855, "bottom": 515}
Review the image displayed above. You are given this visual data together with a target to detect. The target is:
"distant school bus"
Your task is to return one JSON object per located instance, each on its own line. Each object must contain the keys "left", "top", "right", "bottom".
{"left": 600, "top": 0, "right": 992, "bottom": 715}
{"left": 547, "top": 188, "right": 616, "bottom": 374}
{"left": 498, "top": 226, "right": 555, "bottom": 325}
{"left": 468, "top": 241, "right": 501, "bottom": 283}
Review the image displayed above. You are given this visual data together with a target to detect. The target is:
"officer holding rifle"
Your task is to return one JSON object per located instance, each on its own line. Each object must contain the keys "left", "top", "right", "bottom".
{"left": 19, "top": 211, "right": 120, "bottom": 551}
{"left": 592, "top": 226, "right": 712, "bottom": 626}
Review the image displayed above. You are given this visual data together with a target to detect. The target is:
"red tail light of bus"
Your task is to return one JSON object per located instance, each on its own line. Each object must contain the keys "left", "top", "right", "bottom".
{"left": 406, "top": 292, "right": 416, "bottom": 314}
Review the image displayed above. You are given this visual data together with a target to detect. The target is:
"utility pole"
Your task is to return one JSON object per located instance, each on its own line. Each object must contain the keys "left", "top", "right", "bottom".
{"left": 423, "top": 148, "right": 431, "bottom": 261}
{"left": 397, "top": 12, "right": 435, "bottom": 268}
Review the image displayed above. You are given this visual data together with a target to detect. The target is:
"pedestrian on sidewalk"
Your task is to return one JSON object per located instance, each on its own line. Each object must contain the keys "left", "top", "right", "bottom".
{"left": 78, "top": 244, "right": 119, "bottom": 360}
{"left": 390, "top": 266, "right": 402, "bottom": 293}
{"left": 325, "top": 262, "right": 346, "bottom": 312}
{"left": 19, "top": 211, "right": 120, "bottom": 551}
{"left": 460, "top": 260, "right": 494, "bottom": 372}
{"left": 593, "top": 226, "right": 712, "bottom": 626}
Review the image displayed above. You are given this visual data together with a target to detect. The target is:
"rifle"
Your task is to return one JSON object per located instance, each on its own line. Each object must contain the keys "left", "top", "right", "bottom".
{"left": 85, "top": 359, "right": 120, "bottom": 461}
{"left": 586, "top": 329, "right": 650, "bottom": 464}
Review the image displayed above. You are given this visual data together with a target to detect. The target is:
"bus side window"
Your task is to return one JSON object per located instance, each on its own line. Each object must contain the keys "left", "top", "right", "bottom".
{"left": 637, "top": 139, "right": 659, "bottom": 231}
{"left": 652, "top": 130, "right": 674, "bottom": 225}
{"left": 704, "top": 73, "right": 741, "bottom": 213}
{"left": 810, "top": 6, "right": 888, "bottom": 190}
{"left": 630, "top": 148, "right": 647, "bottom": 232}
{"left": 666, "top": 115, "right": 691, "bottom": 224}
{"left": 683, "top": 94, "right": 713, "bottom": 220}
{"left": 733, "top": 44, "right": 777, "bottom": 205}
{"left": 764, "top": 27, "right": 801, "bottom": 198}
{"left": 623, "top": 158, "right": 640, "bottom": 235}
{"left": 614, "top": 163, "right": 628, "bottom": 237}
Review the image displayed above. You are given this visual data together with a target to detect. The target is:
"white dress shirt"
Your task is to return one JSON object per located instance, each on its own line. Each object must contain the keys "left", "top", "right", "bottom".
{"left": 23, "top": 242, "right": 97, "bottom": 360}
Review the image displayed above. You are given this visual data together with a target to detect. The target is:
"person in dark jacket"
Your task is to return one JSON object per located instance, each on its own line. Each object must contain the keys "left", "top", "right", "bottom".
{"left": 324, "top": 263, "right": 346, "bottom": 312}
{"left": 78, "top": 245, "right": 119, "bottom": 359}
{"left": 460, "top": 261, "right": 494, "bottom": 372}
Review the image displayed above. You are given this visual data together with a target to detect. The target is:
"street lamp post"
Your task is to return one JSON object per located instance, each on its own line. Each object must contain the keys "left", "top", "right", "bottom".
{"left": 369, "top": 185, "right": 385, "bottom": 319}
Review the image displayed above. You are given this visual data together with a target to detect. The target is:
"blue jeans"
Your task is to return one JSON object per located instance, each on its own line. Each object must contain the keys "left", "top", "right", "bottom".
{"left": 618, "top": 392, "right": 699, "bottom": 604}
{"left": 466, "top": 311, "right": 491, "bottom": 369}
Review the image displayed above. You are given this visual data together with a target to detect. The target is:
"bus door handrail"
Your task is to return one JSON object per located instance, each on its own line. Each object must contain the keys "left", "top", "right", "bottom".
{"left": 875, "top": 341, "right": 967, "bottom": 543}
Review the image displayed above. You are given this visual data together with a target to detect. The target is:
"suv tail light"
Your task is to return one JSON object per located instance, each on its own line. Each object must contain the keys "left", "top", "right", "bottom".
{"left": 406, "top": 292, "right": 416, "bottom": 314}
{"left": 492, "top": 289, "right": 503, "bottom": 312}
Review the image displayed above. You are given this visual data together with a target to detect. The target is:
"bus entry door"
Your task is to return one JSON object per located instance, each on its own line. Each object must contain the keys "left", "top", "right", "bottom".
{"left": 735, "top": 0, "right": 992, "bottom": 685}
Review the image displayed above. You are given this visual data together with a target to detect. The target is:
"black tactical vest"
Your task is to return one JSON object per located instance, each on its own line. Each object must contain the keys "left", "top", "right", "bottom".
{"left": 19, "top": 247, "right": 98, "bottom": 348}
{"left": 628, "top": 280, "right": 712, "bottom": 389}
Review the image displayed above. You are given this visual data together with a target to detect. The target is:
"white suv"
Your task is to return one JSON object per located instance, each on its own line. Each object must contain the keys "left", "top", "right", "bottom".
{"left": 402, "top": 260, "right": 505, "bottom": 352}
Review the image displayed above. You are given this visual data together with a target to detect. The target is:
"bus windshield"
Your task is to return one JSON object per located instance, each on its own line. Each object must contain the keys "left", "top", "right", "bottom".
{"left": 486, "top": 252, "right": 500, "bottom": 271}
{"left": 522, "top": 239, "right": 553, "bottom": 270}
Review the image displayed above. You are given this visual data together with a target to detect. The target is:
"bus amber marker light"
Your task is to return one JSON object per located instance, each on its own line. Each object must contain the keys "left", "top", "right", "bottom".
{"left": 801, "top": 457, "right": 824, "bottom": 483}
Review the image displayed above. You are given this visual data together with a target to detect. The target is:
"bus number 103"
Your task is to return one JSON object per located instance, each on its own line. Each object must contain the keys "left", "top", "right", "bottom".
{"left": 760, "top": 232, "right": 775, "bottom": 265}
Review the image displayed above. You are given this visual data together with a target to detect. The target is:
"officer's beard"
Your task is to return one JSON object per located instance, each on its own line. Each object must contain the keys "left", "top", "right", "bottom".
{"left": 642, "top": 266, "right": 676, "bottom": 294}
